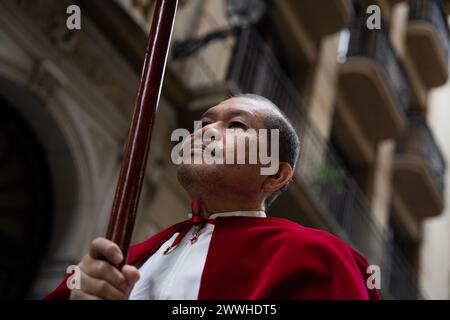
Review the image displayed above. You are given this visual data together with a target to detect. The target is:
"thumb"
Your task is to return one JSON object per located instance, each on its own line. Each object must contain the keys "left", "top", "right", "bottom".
{"left": 122, "top": 265, "right": 140, "bottom": 287}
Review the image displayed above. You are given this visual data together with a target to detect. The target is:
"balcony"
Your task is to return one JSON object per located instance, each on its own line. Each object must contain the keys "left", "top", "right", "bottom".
{"left": 393, "top": 117, "right": 446, "bottom": 218}
{"left": 286, "top": 0, "right": 353, "bottom": 39}
{"left": 273, "top": 0, "right": 353, "bottom": 66}
{"left": 406, "top": 0, "right": 450, "bottom": 89}
{"left": 298, "top": 125, "right": 422, "bottom": 299}
{"left": 228, "top": 29, "right": 421, "bottom": 299}
{"left": 338, "top": 17, "right": 409, "bottom": 141}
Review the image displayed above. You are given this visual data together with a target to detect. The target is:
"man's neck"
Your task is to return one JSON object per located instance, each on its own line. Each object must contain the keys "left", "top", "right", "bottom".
{"left": 189, "top": 195, "right": 264, "bottom": 219}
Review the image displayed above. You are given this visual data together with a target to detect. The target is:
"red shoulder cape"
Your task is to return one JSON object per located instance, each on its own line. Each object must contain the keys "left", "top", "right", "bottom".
{"left": 44, "top": 217, "right": 379, "bottom": 300}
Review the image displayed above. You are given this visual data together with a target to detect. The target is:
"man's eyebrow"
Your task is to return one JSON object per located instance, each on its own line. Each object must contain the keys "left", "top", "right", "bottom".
{"left": 200, "top": 109, "right": 215, "bottom": 119}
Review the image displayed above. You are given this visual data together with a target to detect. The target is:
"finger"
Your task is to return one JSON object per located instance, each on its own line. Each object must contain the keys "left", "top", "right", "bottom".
{"left": 89, "top": 237, "right": 123, "bottom": 265}
{"left": 81, "top": 255, "right": 128, "bottom": 292}
{"left": 70, "top": 289, "right": 102, "bottom": 300}
{"left": 121, "top": 265, "right": 140, "bottom": 298}
{"left": 122, "top": 265, "right": 140, "bottom": 286}
{"left": 80, "top": 272, "right": 127, "bottom": 300}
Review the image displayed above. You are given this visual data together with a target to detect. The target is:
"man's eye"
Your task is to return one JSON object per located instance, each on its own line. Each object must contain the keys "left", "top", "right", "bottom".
{"left": 229, "top": 121, "right": 247, "bottom": 129}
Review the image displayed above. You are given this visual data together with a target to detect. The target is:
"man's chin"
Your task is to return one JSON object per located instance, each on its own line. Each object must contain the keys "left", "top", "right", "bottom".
{"left": 181, "top": 162, "right": 221, "bottom": 175}
{"left": 176, "top": 163, "right": 220, "bottom": 186}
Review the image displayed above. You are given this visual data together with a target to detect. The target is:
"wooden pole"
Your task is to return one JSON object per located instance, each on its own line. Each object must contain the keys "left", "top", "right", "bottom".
{"left": 106, "top": 0, "right": 178, "bottom": 265}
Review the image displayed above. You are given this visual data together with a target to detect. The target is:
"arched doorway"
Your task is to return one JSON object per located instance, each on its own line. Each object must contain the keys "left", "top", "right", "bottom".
{"left": 0, "top": 96, "right": 53, "bottom": 298}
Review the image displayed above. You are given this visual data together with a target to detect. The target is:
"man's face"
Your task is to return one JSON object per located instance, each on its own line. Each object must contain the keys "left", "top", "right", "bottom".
{"left": 176, "top": 97, "right": 277, "bottom": 199}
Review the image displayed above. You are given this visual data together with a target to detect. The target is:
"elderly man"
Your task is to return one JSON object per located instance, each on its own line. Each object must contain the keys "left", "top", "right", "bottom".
{"left": 45, "top": 94, "right": 379, "bottom": 300}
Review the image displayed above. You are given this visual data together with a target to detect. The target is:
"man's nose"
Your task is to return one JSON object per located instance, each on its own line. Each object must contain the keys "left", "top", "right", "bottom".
{"left": 192, "top": 123, "right": 223, "bottom": 141}
{"left": 201, "top": 124, "right": 222, "bottom": 142}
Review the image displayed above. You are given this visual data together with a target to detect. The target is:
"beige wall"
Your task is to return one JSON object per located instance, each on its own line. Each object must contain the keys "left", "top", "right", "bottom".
{"left": 419, "top": 79, "right": 450, "bottom": 299}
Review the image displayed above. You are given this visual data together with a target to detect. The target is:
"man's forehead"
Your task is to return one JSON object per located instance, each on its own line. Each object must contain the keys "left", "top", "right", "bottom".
{"left": 202, "top": 97, "right": 277, "bottom": 118}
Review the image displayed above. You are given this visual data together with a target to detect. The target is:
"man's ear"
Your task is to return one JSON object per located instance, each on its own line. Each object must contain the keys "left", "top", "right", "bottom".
{"left": 261, "top": 162, "right": 293, "bottom": 195}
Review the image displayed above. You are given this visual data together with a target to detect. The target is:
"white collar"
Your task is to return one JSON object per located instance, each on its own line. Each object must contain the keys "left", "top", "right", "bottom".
{"left": 188, "top": 210, "right": 266, "bottom": 219}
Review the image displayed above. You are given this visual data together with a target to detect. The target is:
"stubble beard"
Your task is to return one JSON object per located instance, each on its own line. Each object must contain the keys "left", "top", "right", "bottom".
{"left": 177, "top": 163, "right": 225, "bottom": 197}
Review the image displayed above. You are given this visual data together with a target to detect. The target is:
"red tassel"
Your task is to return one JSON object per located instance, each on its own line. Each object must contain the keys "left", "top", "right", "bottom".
{"left": 163, "top": 200, "right": 217, "bottom": 254}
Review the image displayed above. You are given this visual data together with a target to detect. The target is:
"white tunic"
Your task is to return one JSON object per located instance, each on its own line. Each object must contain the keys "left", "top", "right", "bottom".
{"left": 129, "top": 210, "right": 266, "bottom": 300}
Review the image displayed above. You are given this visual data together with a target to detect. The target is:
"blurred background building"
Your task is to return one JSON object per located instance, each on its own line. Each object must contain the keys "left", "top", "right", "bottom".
{"left": 0, "top": 0, "right": 449, "bottom": 299}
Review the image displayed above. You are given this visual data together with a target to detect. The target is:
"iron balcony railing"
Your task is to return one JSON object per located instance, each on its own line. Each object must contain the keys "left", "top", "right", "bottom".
{"left": 345, "top": 16, "right": 410, "bottom": 116}
{"left": 396, "top": 116, "right": 446, "bottom": 198}
{"left": 226, "top": 29, "right": 299, "bottom": 126}
{"left": 409, "top": 0, "right": 450, "bottom": 62}
{"left": 227, "top": 28, "right": 423, "bottom": 299}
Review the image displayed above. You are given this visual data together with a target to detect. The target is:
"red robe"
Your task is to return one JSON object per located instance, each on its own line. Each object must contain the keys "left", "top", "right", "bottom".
{"left": 44, "top": 216, "right": 380, "bottom": 300}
